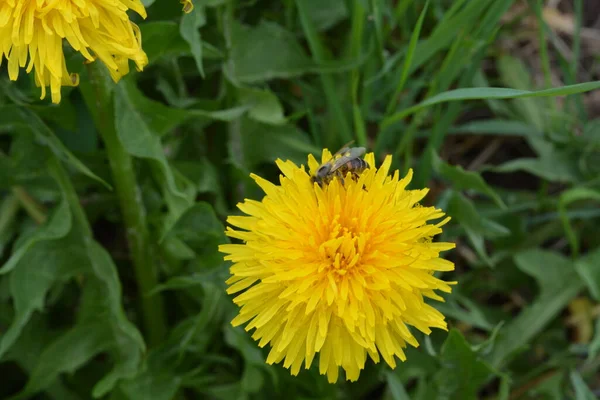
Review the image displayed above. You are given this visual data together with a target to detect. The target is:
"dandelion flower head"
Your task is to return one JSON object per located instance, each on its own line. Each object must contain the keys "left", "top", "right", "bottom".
{"left": 0, "top": 0, "right": 148, "bottom": 103}
{"left": 220, "top": 149, "right": 456, "bottom": 383}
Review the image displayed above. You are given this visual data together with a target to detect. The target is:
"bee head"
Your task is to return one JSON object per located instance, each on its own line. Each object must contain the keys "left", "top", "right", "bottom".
{"left": 315, "top": 164, "right": 331, "bottom": 178}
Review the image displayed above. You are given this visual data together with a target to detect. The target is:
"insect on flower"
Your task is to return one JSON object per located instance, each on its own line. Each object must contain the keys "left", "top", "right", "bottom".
{"left": 311, "top": 141, "right": 370, "bottom": 187}
{"left": 220, "top": 148, "right": 456, "bottom": 383}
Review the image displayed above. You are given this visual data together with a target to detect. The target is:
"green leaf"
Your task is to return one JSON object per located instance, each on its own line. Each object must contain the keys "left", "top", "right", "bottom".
{"left": 180, "top": 5, "right": 206, "bottom": 77}
{"left": 432, "top": 329, "right": 496, "bottom": 400}
{"left": 83, "top": 242, "right": 145, "bottom": 397}
{"left": 558, "top": 188, "right": 600, "bottom": 257}
{"left": 224, "top": 325, "right": 276, "bottom": 392}
{"left": 383, "top": 81, "right": 600, "bottom": 127}
{"left": 114, "top": 81, "right": 192, "bottom": 220}
{"left": 448, "top": 119, "right": 542, "bottom": 137}
{"left": 238, "top": 87, "right": 286, "bottom": 125}
{"left": 12, "top": 321, "right": 115, "bottom": 399}
{"left": 0, "top": 198, "right": 71, "bottom": 277}
{"left": 574, "top": 247, "right": 600, "bottom": 301}
{"left": 431, "top": 152, "right": 505, "bottom": 208}
{"left": 447, "top": 192, "right": 510, "bottom": 266}
{"left": 435, "top": 293, "right": 496, "bottom": 331}
{"left": 0, "top": 229, "right": 82, "bottom": 359}
{"left": 141, "top": 22, "right": 189, "bottom": 64}
{"left": 0, "top": 106, "right": 110, "bottom": 188}
{"left": 165, "top": 202, "right": 227, "bottom": 265}
{"left": 6, "top": 157, "right": 145, "bottom": 398}
{"left": 225, "top": 21, "right": 312, "bottom": 83}
{"left": 386, "top": 371, "right": 411, "bottom": 400}
{"left": 303, "top": 0, "right": 348, "bottom": 31}
{"left": 386, "top": 0, "right": 429, "bottom": 115}
{"left": 569, "top": 371, "right": 597, "bottom": 400}
{"left": 2, "top": 317, "right": 82, "bottom": 400}
{"left": 489, "top": 150, "right": 581, "bottom": 183}
{"left": 490, "top": 250, "right": 585, "bottom": 367}
{"left": 497, "top": 55, "right": 546, "bottom": 131}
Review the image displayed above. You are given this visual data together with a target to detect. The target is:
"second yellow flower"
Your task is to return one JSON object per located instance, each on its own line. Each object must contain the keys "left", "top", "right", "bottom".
{"left": 0, "top": 0, "right": 148, "bottom": 103}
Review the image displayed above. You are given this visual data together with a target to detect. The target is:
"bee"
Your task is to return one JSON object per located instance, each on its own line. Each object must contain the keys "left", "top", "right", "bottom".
{"left": 311, "top": 141, "right": 370, "bottom": 187}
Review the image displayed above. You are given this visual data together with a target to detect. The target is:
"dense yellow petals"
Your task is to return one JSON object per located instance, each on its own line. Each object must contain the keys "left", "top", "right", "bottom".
{"left": 219, "top": 151, "right": 456, "bottom": 383}
{"left": 0, "top": 0, "right": 148, "bottom": 103}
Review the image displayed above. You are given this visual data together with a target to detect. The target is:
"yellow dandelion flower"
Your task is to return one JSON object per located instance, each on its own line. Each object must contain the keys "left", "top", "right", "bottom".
{"left": 0, "top": 0, "right": 148, "bottom": 104}
{"left": 219, "top": 149, "right": 456, "bottom": 383}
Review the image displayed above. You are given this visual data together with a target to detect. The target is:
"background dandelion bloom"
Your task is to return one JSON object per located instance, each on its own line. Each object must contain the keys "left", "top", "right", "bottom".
{"left": 0, "top": 0, "right": 148, "bottom": 103}
{"left": 220, "top": 151, "right": 456, "bottom": 383}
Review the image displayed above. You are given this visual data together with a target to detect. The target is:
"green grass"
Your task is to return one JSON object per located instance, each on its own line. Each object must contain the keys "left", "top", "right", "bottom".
{"left": 1, "top": 1, "right": 600, "bottom": 399}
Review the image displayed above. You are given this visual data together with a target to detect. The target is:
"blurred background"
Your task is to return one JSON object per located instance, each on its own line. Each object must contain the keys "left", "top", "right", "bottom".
{"left": 1, "top": 0, "right": 600, "bottom": 399}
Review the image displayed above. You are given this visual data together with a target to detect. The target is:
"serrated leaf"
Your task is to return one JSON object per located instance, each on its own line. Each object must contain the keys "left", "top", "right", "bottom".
{"left": 432, "top": 152, "right": 505, "bottom": 208}
{"left": 490, "top": 250, "right": 585, "bottom": 367}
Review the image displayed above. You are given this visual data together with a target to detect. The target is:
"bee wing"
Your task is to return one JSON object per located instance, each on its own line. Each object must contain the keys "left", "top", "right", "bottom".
{"left": 329, "top": 147, "right": 366, "bottom": 172}
{"left": 330, "top": 140, "right": 356, "bottom": 159}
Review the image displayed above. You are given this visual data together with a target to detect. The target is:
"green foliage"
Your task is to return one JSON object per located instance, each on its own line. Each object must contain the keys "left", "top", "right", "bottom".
{"left": 1, "top": 1, "right": 600, "bottom": 399}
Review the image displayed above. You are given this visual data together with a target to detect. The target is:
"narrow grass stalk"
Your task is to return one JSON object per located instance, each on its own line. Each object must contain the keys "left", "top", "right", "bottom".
{"left": 571, "top": 0, "right": 586, "bottom": 120}
{"left": 533, "top": 0, "right": 558, "bottom": 117}
{"left": 296, "top": 0, "right": 353, "bottom": 144}
{"left": 11, "top": 187, "right": 47, "bottom": 225}
{"left": 534, "top": 0, "right": 553, "bottom": 90}
{"left": 369, "top": 0, "right": 385, "bottom": 66}
{"left": 83, "top": 64, "right": 166, "bottom": 346}
{"left": 349, "top": 0, "right": 367, "bottom": 147}
{"left": 385, "top": 0, "right": 429, "bottom": 116}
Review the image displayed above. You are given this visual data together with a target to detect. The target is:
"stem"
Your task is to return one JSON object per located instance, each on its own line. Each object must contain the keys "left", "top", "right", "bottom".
{"left": 102, "top": 109, "right": 167, "bottom": 346}
{"left": 82, "top": 65, "right": 166, "bottom": 346}
{"left": 12, "top": 187, "right": 47, "bottom": 225}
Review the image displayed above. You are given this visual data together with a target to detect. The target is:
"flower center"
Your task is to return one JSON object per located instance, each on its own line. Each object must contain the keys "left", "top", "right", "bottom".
{"left": 317, "top": 214, "right": 369, "bottom": 279}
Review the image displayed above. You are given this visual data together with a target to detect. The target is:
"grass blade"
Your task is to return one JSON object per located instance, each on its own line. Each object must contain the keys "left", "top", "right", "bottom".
{"left": 382, "top": 81, "right": 600, "bottom": 128}
{"left": 296, "top": 0, "right": 353, "bottom": 145}
{"left": 385, "top": 0, "right": 430, "bottom": 115}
